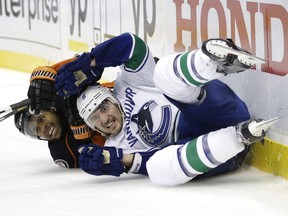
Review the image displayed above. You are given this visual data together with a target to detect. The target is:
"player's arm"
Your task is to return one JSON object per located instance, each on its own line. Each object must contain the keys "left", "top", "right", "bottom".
{"left": 121, "top": 154, "right": 134, "bottom": 169}
{"left": 90, "top": 33, "right": 148, "bottom": 71}
{"left": 78, "top": 144, "right": 159, "bottom": 176}
{"left": 55, "top": 33, "right": 149, "bottom": 96}
{"left": 122, "top": 150, "right": 161, "bottom": 175}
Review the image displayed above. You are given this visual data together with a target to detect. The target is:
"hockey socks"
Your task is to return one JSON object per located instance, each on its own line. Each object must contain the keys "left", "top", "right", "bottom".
{"left": 153, "top": 50, "right": 221, "bottom": 104}
{"left": 172, "top": 50, "right": 222, "bottom": 87}
{"left": 146, "top": 127, "right": 245, "bottom": 186}
{"left": 177, "top": 127, "right": 244, "bottom": 178}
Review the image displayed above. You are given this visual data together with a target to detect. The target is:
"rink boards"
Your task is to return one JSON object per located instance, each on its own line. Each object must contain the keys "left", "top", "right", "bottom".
{"left": 247, "top": 138, "right": 288, "bottom": 180}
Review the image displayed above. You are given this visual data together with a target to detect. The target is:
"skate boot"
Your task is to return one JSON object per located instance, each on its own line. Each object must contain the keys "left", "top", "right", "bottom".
{"left": 236, "top": 117, "right": 281, "bottom": 145}
{"left": 201, "top": 38, "right": 256, "bottom": 75}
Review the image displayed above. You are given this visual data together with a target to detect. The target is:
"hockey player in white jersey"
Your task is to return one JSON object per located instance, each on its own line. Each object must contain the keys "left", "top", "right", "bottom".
{"left": 55, "top": 33, "right": 276, "bottom": 186}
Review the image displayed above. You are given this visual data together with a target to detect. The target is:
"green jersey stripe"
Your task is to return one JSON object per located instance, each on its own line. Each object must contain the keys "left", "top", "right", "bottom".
{"left": 186, "top": 138, "right": 211, "bottom": 172}
{"left": 179, "top": 52, "right": 204, "bottom": 87}
{"left": 124, "top": 34, "right": 148, "bottom": 71}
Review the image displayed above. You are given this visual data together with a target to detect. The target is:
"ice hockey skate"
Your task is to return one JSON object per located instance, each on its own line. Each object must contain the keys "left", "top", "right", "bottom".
{"left": 236, "top": 117, "right": 281, "bottom": 145}
{"left": 201, "top": 38, "right": 264, "bottom": 75}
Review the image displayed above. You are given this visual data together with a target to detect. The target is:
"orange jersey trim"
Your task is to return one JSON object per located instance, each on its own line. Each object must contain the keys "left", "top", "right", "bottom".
{"left": 65, "top": 133, "right": 78, "bottom": 168}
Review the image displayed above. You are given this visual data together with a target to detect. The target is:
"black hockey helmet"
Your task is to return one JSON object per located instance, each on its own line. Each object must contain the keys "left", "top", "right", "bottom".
{"left": 14, "top": 107, "right": 40, "bottom": 139}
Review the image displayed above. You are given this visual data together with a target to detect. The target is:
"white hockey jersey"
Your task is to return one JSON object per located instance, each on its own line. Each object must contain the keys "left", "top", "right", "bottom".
{"left": 97, "top": 34, "right": 180, "bottom": 153}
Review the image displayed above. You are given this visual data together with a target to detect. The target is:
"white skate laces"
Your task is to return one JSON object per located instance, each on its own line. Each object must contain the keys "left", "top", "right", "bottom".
{"left": 236, "top": 117, "right": 281, "bottom": 145}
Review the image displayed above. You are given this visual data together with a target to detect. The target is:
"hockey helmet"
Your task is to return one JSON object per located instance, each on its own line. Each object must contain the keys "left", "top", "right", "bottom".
{"left": 77, "top": 84, "right": 119, "bottom": 130}
{"left": 14, "top": 107, "right": 40, "bottom": 139}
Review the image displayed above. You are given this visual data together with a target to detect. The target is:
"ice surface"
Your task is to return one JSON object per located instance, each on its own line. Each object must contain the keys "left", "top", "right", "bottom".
{"left": 0, "top": 69, "right": 288, "bottom": 216}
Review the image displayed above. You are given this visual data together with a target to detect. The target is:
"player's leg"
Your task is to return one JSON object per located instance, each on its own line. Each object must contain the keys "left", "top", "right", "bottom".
{"left": 170, "top": 80, "right": 250, "bottom": 140}
{"left": 153, "top": 38, "right": 254, "bottom": 104}
{"left": 147, "top": 126, "right": 244, "bottom": 186}
{"left": 153, "top": 50, "right": 220, "bottom": 104}
{"left": 192, "top": 146, "right": 250, "bottom": 181}
{"left": 146, "top": 118, "right": 276, "bottom": 186}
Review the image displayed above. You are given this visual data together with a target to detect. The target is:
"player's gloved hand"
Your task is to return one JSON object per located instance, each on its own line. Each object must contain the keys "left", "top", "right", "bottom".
{"left": 64, "top": 94, "right": 92, "bottom": 140}
{"left": 55, "top": 52, "right": 103, "bottom": 97}
{"left": 65, "top": 94, "right": 84, "bottom": 126}
{"left": 27, "top": 66, "right": 57, "bottom": 114}
{"left": 78, "top": 144, "right": 126, "bottom": 177}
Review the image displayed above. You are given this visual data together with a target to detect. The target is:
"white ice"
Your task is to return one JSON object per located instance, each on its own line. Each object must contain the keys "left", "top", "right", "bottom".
{"left": 0, "top": 69, "right": 288, "bottom": 216}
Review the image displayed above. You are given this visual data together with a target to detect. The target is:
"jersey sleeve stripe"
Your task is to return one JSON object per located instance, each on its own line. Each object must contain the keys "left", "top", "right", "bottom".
{"left": 124, "top": 34, "right": 149, "bottom": 72}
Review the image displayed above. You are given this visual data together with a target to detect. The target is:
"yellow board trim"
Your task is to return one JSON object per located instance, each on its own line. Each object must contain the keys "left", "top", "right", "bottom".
{"left": 0, "top": 39, "right": 89, "bottom": 72}
{"left": 246, "top": 138, "right": 288, "bottom": 179}
{"left": 68, "top": 40, "right": 89, "bottom": 52}
{"left": 0, "top": 50, "right": 48, "bottom": 73}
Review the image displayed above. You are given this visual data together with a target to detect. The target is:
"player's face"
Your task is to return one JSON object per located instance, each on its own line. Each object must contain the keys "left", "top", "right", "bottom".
{"left": 33, "top": 111, "right": 63, "bottom": 140}
{"left": 87, "top": 100, "right": 123, "bottom": 137}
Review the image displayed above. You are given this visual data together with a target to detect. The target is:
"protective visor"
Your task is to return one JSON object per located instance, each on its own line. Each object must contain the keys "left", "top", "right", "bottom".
{"left": 22, "top": 113, "right": 41, "bottom": 139}
{"left": 86, "top": 99, "right": 109, "bottom": 129}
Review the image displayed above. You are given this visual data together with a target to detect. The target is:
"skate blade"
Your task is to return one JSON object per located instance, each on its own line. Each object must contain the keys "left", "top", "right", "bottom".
{"left": 249, "top": 117, "right": 281, "bottom": 137}
{"left": 209, "top": 44, "right": 265, "bottom": 64}
{"left": 255, "top": 116, "right": 281, "bottom": 130}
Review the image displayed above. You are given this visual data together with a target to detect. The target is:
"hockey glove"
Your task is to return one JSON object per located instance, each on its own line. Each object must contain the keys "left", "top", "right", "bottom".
{"left": 28, "top": 66, "right": 57, "bottom": 114}
{"left": 55, "top": 52, "right": 103, "bottom": 97}
{"left": 78, "top": 144, "right": 126, "bottom": 177}
{"left": 64, "top": 94, "right": 93, "bottom": 140}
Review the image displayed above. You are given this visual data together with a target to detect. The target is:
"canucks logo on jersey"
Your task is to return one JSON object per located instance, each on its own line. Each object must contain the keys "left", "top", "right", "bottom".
{"left": 131, "top": 100, "right": 172, "bottom": 146}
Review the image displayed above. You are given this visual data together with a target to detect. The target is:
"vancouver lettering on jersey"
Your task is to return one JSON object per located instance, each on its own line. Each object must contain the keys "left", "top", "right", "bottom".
{"left": 124, "top": 87, "right": 172, "bottom": 147}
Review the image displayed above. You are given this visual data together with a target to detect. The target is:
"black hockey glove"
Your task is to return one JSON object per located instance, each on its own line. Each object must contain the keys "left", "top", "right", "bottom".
{"left": 64, "top": 94, "right": 83, "bottom": 126}
{"left": 78, "top": 144, "right": 126, "bottom": 177}
{"left": 64, "top": 94, "right": 93, "bottom": 140}
{"left": 55, "top": 52, "right": 103, "bottom": 97}
{"left": 28, "top": 66, "right": 57, "bottom": 114}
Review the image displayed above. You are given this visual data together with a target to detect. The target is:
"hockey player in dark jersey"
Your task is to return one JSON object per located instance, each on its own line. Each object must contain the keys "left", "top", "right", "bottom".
{"left": 14, "top": 94, "right": 106, "bottom": 168}
{"left": 14, "top": 61, "right": 106, "bottom": 168}
{"left": 53, "top": 33, "right": 278, "bottom": 185}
